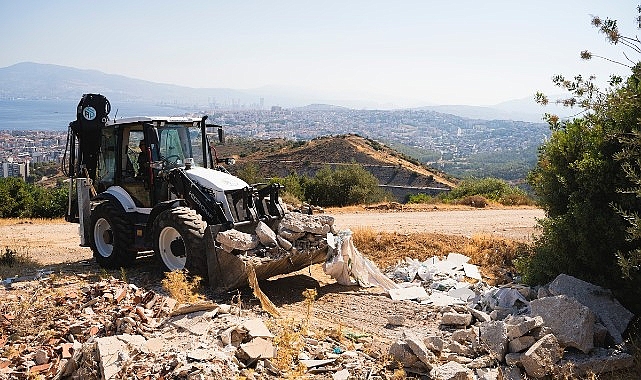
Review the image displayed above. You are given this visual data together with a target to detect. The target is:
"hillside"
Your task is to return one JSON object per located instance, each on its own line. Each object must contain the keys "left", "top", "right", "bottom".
{"left": 226, "top": 135, "right": 456, "bottom": 201}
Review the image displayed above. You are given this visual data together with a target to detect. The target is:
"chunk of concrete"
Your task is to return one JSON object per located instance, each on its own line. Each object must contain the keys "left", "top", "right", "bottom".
{"left": 498, "top": 366, "right": 523, "bottom": 380}
{"left": 389, "top": 340, "right": 423, "bottom": 369}
{"left": 520, "top": 334, "right": 562, "bottom": 379}
{"left": 505, "top": 315, "right": 543, "bottom": 340}
{"left": 169, "top": 310, "right": 212, "bottom": 336}
{"left": 468, "top": 307, "right": 491, "bottom": 323}
{"left": 241, "top": 318, "right": 274, "bottom": 338}
{"left": 451, "top": 327, "right": 478, "bottom": 346}
{"left": 280, "top": 212, "right": 331, "bottom": 234}
{"left": 429, "top": 361, "right": 474, "bottom": 380}
{"left": 554, "top": 348, "right": 634, "bottom": 377}
{"left": 479, "top": 321, "right": 507, "bottom": 361}
{"left": 530, "top": 295, "right": 595, "bottom": 353}
{"left": 255, "top": 221, "right": 278, "bottom": 246}
{"left": 475, "top": 368, "right": 499, "bottom": 380}
{"left": 405, "top": 332, "right": 437, "bottom": 369}
{"left": 548, "top": 274, "right": 634, "bottom": 344}
{"left": 277, "top": 227, "right": 305, "bottom": 242}
{"left": 389, "top": 286, "right": 428, "bottom": 301}
{"left": 239, "top": 337, "right": 276, "bottom": 360}
{"left": 508, "top": 335, "right": 536, "bottom": 353}
{"left": 424, "top": 335, "right": 444, "bottom": 354}
{"left": 441, "top": 312, "right": 472, "bottom": 326}
{"left": 216, "top": 229, "right": 260, "bottom": 251}
{"left": 96, "top": 334, "right": 147, "bottom": 380}
{"left": 276, "top": 235, "right": 293, "bottom": 250}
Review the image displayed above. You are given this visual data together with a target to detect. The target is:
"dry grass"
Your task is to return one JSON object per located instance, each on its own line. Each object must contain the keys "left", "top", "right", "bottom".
{"left": 0, "top": 218, "right": 66, "bottom": 227}
{"left": 160, "top": 270, "right": 204, "bottom": 304}
{"left": 0, "top": 246, "right": 42, "bottom": 280}
{"left": 352, "top": 227, "right": 530, "bottom": 285}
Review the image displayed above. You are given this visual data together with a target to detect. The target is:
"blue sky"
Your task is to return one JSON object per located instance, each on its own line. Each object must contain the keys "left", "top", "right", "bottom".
{"left": 0, "top": 1, "right": 637, "bottom": 106}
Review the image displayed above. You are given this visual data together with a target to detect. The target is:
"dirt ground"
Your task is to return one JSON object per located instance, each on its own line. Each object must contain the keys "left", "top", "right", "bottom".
{"left": 0, "top": 208, "right": 542, "bottom": 344}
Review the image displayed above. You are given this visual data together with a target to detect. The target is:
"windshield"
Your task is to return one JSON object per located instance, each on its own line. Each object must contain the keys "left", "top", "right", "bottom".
{"left": 156, "top": 124, "right": 206, "bottom": 167}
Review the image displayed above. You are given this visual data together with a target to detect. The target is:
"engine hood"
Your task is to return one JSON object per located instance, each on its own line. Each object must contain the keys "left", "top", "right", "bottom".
{"left": 185, "top": 166, "right": 250, "bottom": 192}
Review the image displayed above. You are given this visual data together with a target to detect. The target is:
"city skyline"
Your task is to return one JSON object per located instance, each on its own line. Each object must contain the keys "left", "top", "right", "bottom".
{"left": 0, "top": 1, "right": 637, "bottom": 107}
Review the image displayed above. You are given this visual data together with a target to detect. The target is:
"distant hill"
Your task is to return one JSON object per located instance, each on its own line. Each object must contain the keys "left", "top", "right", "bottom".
{"left": 228, "top": 134, "right": 455, "bottom": 201}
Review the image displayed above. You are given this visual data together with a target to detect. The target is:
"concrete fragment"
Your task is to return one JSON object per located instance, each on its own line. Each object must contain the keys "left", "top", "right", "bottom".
{"left": 280, "top": 212, "right": 331, "bottom": 234}
{"left": 548, "top": 274, "right": 634, "bottom": 344}
{"left": 389, "top": 340, "right": 423, "bottom": 369}
{"left": 429, "top": 361, "right": 474, "bottom": 380}
{"left": 332, "top": 369, "right": 350, "bottom": 380}
{"left": 505, "top": 315, "right": 543, "bottom": 340}
{"left": 448, "top": 286, "right": 476, "bottom": 302}
{"left": 451, "top": 327, "right": 478, "bottom": 346}
{"left": 508, "top": 335, "right": 536, "bottom": 353}
{"left": 530, "top": 295, "right": 595, "bottom": 353}
{"left": 479, "top": 321, "right": 508, "bottom": 361}
{"left": 468, "top": 307, "right": 491, "bottom": 323}
{"left": 96, "top": 334, "right": 146, "bottom": 380}
{"left": 255, "top": 221, "right": 278, "bottom": 246}
{"left": 216, "top": 229, "right": 260, "bottom": 251}
{"left": 520, "top": 334, "right": 562, "bottom": 379}
{"left": 441, "top": 312, "right": 472, "bottom": 326}
{"left": 239, "top": 337, "right": 276, "bottom": 360}
{"left": 555, "top": 348, "right": 634, "bottom": 377}
{"left": 498, "top": 366, "right": 523, "bottom": 380}
{"left": 504, "top": 352, "right": 522, "bottom": 367}
{"left": 389, "top": 286, "right": 428, "bottom": 301}
{"left": 169, "top": 310, "right": 212, "bottom": 336}
{"left": 386, "top": 315, "right": 406, "bottom": 326}
{"left": 426, "top": 292, "right": 465, "bottom": 306}
{"left": 424, "top": 335, "right": 444, "bottom": 354}
{"left": 405, "top": 332, "right": 437, "bottom": 369}
{"left": 242, "top": 318, "right": 274, "bottom": 338}
{"left": 299, "top": 359, "right": 335, "bottom": 368}
{"left": 276, "top": 235, "right": 293, "bottom": 250}
{"left": 187, "top": 348, "right": 213, "bottom": 361}
{"left": 277, "top": 227, "right": 305, "bottom": 242}
{"left": 475, "top": 367, "right": 499, "bottom": 380}
{"left": 448, "top": 341, "right": 475, "bottom": 357}
{"left": 593, "top": 323, "right": 608, "bottom": 347}
{"left": 462, "top": 263, "right": 482, "bottom": 280}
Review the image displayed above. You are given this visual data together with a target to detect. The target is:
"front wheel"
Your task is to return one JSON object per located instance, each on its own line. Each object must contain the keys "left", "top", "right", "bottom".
{"left": 89, "top": 201, "right": 135, "bottom": 268}
{"left": 153, "top": 207, "right": 208, "bottom": 277}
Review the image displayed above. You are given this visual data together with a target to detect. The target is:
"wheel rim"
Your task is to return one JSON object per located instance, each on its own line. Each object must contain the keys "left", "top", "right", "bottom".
{"left": 94, "top": 218, "right": 113, "bottom": 258}
{"left": 159, "top": 226, "right": 187, "bottom": 271}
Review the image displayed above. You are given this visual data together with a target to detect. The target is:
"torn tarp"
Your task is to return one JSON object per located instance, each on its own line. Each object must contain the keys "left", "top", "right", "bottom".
{"left": 323, "top": 230, "right": 398, "bottom": 291}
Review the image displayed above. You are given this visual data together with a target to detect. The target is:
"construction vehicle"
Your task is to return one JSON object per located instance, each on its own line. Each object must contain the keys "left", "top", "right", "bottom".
{"left": 64, "top": 93, "right": 327, "bottom": 290}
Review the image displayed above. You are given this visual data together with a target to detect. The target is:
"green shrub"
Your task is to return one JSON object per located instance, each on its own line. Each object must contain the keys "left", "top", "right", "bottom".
{"left": 303, "top": 165, "right": 388, "bottom": 207}
{"left": 0, "top": 177, "right": 68, "bottom": 218}
{"left": 456, "top": 195, "right": 488, "bottom": 208}
{"left": 407, "top": 193, "right": 436, "bottom": 204}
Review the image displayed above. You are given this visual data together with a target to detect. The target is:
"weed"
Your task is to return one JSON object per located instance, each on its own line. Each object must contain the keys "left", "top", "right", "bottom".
{"left": 0, "top": 247, "right": 18, "bottom": 267}
{"left": 160, "top": 270, "right": 204, "bottom": 304}
{"left": 271, "top": 318, "right": 305, "bottom": 373}
{"left": 0, "top": 246, "right": 40, "bottom": 280}
{"left": 302, "top": 288, "right": 317, "bottom": 329}
{"left": 119, "top": 267, "right": 128, "bottom": 284}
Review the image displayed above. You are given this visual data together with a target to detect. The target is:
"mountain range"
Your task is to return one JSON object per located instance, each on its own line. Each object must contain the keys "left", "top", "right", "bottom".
{"left": 0, "top": 62, "right": 570, "bottom": 122}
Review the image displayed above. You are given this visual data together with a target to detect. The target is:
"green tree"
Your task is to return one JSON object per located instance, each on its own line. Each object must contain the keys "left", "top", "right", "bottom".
{"left": 528, "top": 8, "right": 641, "bottom": 311}
{"left": 303, "top": 164, "right": 388, "bottom": 207}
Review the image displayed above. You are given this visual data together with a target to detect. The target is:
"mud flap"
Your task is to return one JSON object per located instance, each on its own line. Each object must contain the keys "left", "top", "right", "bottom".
{"left": 205, "top": 225, "right": 329, "bottom": 292}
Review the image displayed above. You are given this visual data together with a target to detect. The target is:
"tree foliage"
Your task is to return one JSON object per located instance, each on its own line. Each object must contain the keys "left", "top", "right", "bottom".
{"left": 0, "top": 177, "right": 68, "bottom": 218}
{"left": 528, "top": 7, "right": 641, "bottom": 311}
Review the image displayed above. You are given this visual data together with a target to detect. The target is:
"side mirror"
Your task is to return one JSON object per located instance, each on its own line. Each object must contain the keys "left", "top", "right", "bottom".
{"left": 218, "top": 127, "right": 225, "bottom": 144}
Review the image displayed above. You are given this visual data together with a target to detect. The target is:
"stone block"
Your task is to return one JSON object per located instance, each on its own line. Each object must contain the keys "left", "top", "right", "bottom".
{"left": 441, "top": 312, "right": 472, "bottom": 326}
{"left": 277, "top": 227, "right": 305, "bottom": 242}
{"left": 216, "top": 229, "right": 260, "bottom": 251}
{"left": 548, "top": 274, "right": 634, "bottom": 344}
{"left": 554, "top": 348, "right": 634, "bottom": 377}
{"left": 424, "top": 335, "right": 444, "bottom": 354}
{"left": 479, "top": 321, "right": 507, "bottom": 361}
{"left": 508, "top": 335, "right": 536, "bottom": 353}
{"left": 255, "top": 221, "right": 278, "bottom": 246}
{"left": 389, "top": 340, "right": 423, "bottom": 370}
{"left": 276, "top": 235, "right": 292, "bottom": 250}
{"left": 239, "top": 337, "right": 276, "bottom": 360}
{"left": 530, "top": 295, "right": 595, "bottom": 353}
{"left": 405, "top": 332, "right": 437, "bottom": 369}
{"left": 505, "top": 315, "right": 543, "bottom": 340}
{"left": 520, "top": 334, "right": 562, "bottom": 379}
{"left": 430, "top": 361, "right": 474, "bottom": 380}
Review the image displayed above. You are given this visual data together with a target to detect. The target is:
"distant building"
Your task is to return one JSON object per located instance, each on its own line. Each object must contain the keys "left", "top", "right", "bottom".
{"left": 1, "top": 161, "right": 29, "bottom": 181}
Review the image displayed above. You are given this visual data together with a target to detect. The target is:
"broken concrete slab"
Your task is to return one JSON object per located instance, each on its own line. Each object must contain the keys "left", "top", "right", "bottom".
{"left": 241, "top": 318, "right": 274, "bottom": 338}
{"left": 389, "top": 340, "right": 424, "bottom": 370}
{"left": 280, "top": 212, "right": 331, "bottom": 234}
{"left": 405, "top": 332, "right": 437, "bottom": 369}
{"left": 239, "top": 337, "right": 276, "bottom": 360}
{"left": 479, "top": 321, "right": 507, "bottom": 361}
{"left": 555, "top": 348, "right": 634, "bottom": 377}
{"left": 508, "top": 335, "right": 536, "bottom": 353}
{"left": 388, "top": 286, "right": 428, "bottom": 301}
{"left": 505, "top": 315, "right": 543, "bottom": 340}
{"left": 520, "top": 334, "right": 562, "bottom": 379}
{"left": 216, "top": 229, "right": 260, "bottom": 251}
{"left": 547, "top": 274, "right": 634, "bottom": 344}
{"left": 168, "top": 310, "right": 212, "bottom": 336}
{"left": 96, "top": 334, "right": 147, "bottom": 380}
{"left": 423, "top": 292, "right": 465, "bottom": 307}
{"left": 441, "top": 312, "right": 472, "bottom": 326}
{"left": 462, "top": 263, "right": 482, "bottom": 280}
{"left": 255, "top": 221, "right": 278, "bottom": 246}
{"left": 299, "top": 358, "right": 336, "bottom": 368}
{"left": 530, "top": 295, "right": 595, "bottom": 353}
{"left": 424, "top": 335, "right": 444, "bottom": 354}
{"left": 429, "top": 361, "right": 474, "bottom": 380}
{"left": 276, "top": 235, "right": 293, "bottom": 250}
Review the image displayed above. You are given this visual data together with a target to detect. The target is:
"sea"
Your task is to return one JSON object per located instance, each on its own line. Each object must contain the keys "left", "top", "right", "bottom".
{"left": 0, "top": 99, "right": 194, "bottom": 131}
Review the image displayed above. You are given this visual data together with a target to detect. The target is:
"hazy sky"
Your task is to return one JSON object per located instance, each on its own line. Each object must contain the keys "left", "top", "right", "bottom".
{"left": 0, "top": 1, "right": 638, "bottom": 106}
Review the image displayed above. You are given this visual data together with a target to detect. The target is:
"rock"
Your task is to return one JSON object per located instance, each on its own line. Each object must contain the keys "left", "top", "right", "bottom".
{"left": 467, "top": 355, "right": 494, "bottom": 369}
{"left": 386, "top": 315, "right": 406, "bottom": 326}
{"left": 448, "top": 341, "right": 475, "bottom": 357}
{"left": 429, "top": 361, "right": 474, "bottom": 380}
{"left": 239, "top": 337, "right": 276, "bottom": 360}
{"left": 424, "top": 335, "right": 445, "bottom": 354}
{"left": 504, "top": 352, "right": 522, "bottom": 367}
{"left": 216, "top": 229, "right": 260, "bottom": 251}
{"left": 479, "top": 321, "right": 508, "bottom": 361}
{"left": 34, "top": 349, "right": 49, "bottom": 365}
{"left": 255, "top": 221, "right": 278, "bottom": 246}
{"left": 169, "top": 310, "right": 212, "bottom": 336}
{"left": 451, "top": 327, "right": 478, "bottom": 346}
{"left": 280, "top": 212, "right": 331, "bottom": 234}
{"left": 508, "top": 335, "right": 536, "bottom": 353}
{"left": 593, "top": 323, "right": 608, "bottom": 347}
{"left": 555, "top": 348, "right": 635, "bottom": 377}
{"left": 468, "top": 307, "right": 491, "bottom": 323}
{"left": 276, "top": 235, "right": 293, "bottom": 250}
{"left": 475, "top": 367, "right": 499, "bottom": 380}
{"left": 498, "top": 366, "right": 523, "bottom": 380}
{"left": 277, "top": 227, "right": 306, "bottom": 242}
{"left": 548, "top": 274, "right": 634, "bottom": 344}
{"left": 530, "top": 295, "right": 595, "bottom": 353}
{"left": 332, "top": 369, "right": 350, "bottom": 380}
{"left": 405, "top": 332, "right": 437, "bottom": 369}
{"left": 520, "top": 334, "right": 562, "bottom": 378}
{"left": 441, "top": 312, "right": 472, "bottom": 326}
{"left": 389, "top": 340, "right": 423, "bottom": 369}
{"left": 505, "top": 315, "right": 543, "bottom": 340}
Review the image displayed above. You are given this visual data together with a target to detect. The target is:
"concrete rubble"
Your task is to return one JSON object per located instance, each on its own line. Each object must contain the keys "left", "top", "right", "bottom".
{"left": 385, "top": 255, "right": 637, "bottom": 378}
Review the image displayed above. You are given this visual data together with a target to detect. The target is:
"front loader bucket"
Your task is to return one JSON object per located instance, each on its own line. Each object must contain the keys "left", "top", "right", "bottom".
{"left": 204, "top": 226, "right": 328, "bottom": 291}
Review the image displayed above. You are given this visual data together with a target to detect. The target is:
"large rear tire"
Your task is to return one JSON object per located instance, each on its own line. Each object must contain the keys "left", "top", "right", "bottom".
{"left": 89, "top": 201, "right": 135, "bottom": 268}
{"left": 153, "top": 207, "right": 208, "bottom": 277}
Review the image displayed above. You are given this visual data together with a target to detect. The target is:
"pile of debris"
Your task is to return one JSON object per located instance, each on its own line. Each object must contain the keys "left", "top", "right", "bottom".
{"left": 385, "top": 254, "right": 636, "bottom": 379}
